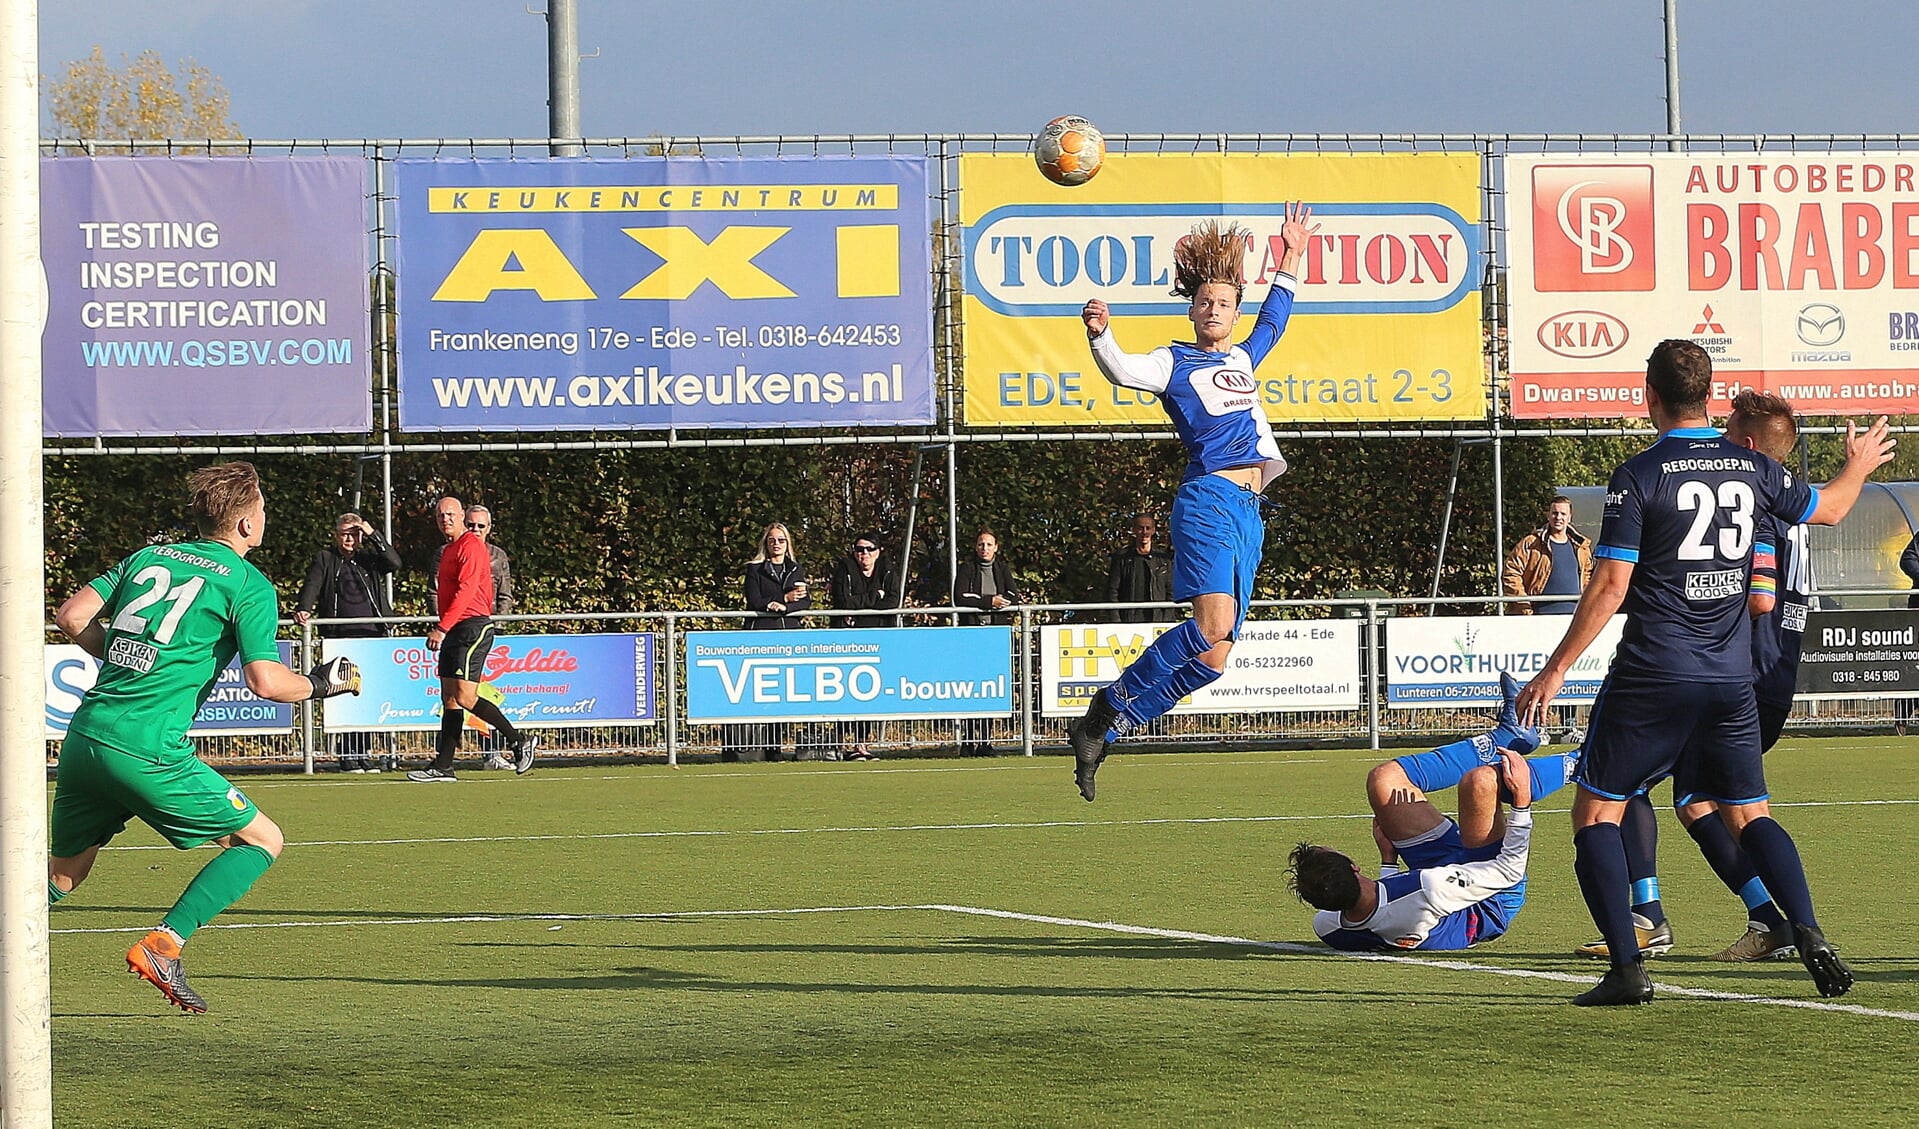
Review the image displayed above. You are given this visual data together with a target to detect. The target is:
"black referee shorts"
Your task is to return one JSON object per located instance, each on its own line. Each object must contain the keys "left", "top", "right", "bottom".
{"left": 437, "top": 616, "right": 494, "bottom": 682}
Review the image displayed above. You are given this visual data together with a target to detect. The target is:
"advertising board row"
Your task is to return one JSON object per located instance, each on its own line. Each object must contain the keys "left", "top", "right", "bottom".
{"left": 50, "top": 150, "right": 1919, "bottom": 437}
{"left": 40, "top": 611, "right": 1919, "bottom": 742}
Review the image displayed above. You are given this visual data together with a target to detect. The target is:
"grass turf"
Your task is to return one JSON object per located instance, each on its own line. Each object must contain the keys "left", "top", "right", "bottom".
{"left": 49, "top": 737, "right": 1919, "bottom": 1127}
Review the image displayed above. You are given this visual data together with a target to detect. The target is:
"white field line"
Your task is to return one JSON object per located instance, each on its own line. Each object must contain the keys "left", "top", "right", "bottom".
{"left": 53, "top": 901, "right": 1919, "bottom": 1024}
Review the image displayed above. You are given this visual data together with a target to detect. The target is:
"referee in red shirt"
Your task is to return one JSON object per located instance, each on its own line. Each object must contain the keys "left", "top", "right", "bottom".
{"left": 408, "top": 507, "right": 537, "bottom": 781}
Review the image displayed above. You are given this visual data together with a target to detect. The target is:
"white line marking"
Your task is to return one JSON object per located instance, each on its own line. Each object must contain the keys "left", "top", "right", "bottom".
{"left": 55, "top": 902, "right": 1918, "bottom": 1023}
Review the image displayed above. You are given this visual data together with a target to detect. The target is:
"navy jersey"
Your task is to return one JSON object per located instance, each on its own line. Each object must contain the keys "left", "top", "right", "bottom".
{"left": 1596, "top": 428, "right": 1817, "bottom": 681}
{"left": 1089, "top": 274, "right": 1296, "bottom": 484}
{"left": 1751, "top": 512, "right": 1812, "bottom": 709}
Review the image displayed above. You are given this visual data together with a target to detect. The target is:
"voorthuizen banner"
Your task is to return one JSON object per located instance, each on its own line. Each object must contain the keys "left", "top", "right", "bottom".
{"left": 393, "top": 157, "right": 935, "bottom": 430}
{"left": 960, "top": 153, "right": 1486, "bottom": 425}
{"left": 1385, "top": 614, "right": 1625, "bottom": 707}
{"left": 1508, "top": 153, "right": 1919, "bottom": 418}
{"left": 45, "top": 642, "right": 294, "bottom": 739}
{"left": 320, "top": 633, "right": 656, "bottom": 731}
{"left": 41, "top": 156, "right": 372, "bottom": 436}
{"left": 685, "top": 627, "right": 1012, "bottom": 723}
{"left": 1039, "top": 619, "right": 1361, "bottom": 717}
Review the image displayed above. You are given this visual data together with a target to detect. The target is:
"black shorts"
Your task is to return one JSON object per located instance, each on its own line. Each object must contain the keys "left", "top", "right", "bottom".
{"left": 1578, "top": 671, "right": 1766, "bottom": 805}
{"left": 437, "top": 616, "right": 494, "bottom": 682}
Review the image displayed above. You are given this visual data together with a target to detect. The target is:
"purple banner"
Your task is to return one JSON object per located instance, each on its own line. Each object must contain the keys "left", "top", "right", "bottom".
{"left": 41, "top": 157, "right": 373, "bottom": 436}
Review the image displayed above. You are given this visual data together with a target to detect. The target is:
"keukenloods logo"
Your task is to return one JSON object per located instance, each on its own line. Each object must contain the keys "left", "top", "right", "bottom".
{"left": 961, "top": 203, "right": 1479, "bottom": 317}
{"left": 1531, "top": 164, "right": 1656, "bottom": 292}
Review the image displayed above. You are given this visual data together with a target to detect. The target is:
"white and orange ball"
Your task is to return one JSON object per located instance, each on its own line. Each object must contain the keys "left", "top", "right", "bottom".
{"left": 1032, "top": 115, "right": 1106, "bottom": 187}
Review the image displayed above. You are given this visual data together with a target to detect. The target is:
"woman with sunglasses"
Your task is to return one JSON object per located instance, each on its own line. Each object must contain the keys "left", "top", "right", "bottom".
{"left": 829, "top": 533, "right": 898, "bottom": 760}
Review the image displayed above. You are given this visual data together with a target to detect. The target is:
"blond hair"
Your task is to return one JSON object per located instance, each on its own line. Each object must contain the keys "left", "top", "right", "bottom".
{"left": 1172, "top": 219, "right": 1251, "bottom": 301}
{"left": 187, "top": 462, "right": 262, "bottom": 536}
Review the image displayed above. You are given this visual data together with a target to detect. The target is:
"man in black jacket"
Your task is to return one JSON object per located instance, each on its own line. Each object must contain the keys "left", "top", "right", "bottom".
{"left": 952, "top": 529, "right": 1018, "bottom": 755}
{"left": 1106, "top": 514, "right": 1175, "bottom": 623}
{"left": 295, "top": 512, "right": 401, "bottom": 771}
{"left": 830, "top": 532, "right": 900, "bottom": 759}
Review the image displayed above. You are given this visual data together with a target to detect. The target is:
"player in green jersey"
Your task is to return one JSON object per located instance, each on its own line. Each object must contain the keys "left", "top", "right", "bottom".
{"left": 48, "top": 462, "right": 362, "bottom": 1013}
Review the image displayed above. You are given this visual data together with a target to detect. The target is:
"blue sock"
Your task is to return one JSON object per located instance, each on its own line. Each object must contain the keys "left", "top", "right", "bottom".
{"left": 1523, "top": 751, "right": 1576, "bottom": 801}
{"left": 1573, "top": 822, "right": 1641, "bottom": 970}
{"left": 1108, "top": 619, "right": 1211, "bottom": 727}
{"left": 1108, "top": 655, "right": 1222, "bottom": 739}
{"left": 1620, "top": 793, "right": 1664, "bottom": 925}
{"left": 1737, "top": 817, "right": 1818, "bottom": 929}
{"left": 1686, "top": 812, "right": 1786, "bottom": 930}
{"left": 1394, "top": 735, "right": 1498, "bottom": 794}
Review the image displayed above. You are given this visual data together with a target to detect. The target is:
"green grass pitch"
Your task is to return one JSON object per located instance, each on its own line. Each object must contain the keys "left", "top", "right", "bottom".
{"left": 49, "top": 738, "right": 1919, "bottom": 1127}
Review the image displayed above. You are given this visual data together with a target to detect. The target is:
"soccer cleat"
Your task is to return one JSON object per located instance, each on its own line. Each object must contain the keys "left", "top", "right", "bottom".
{"left": 511, "top": 733, "right": 540, "bottom": 775}
{"left": 1708, "top": 921, "right": 1799, "bottom": 962}
{"left": 1575, "top": 913, "right": 1674, "bottom": 960}
{"left": 1490, "top": 671, "right": 1542, "bottom": 755}
{"left": 126, "top": 930, "right": 207, "bottom": 1014}
{"left": 406, "top": 768, "right": 458, "bottom": 783}
{"left": 481, "top": 754, "right": 511, "bottom": 771}
{"left": 1572, "top": 961, "right": 1655, "bottom": 1007}
{"left": 1793, "top": 923, "right": 1854, "bottom": 998}
{"left": 1069, "top": 688, "right": 1118, "bottom": 802}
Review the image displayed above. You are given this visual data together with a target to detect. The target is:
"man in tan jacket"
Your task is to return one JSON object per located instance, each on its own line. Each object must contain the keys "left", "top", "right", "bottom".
{"left": 1502, "top": 496, "right": 1593, "bottom": 614}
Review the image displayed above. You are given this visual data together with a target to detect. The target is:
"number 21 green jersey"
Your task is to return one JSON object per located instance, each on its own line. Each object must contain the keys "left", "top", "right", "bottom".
{"left": 68, "top": 540, "right": 283, "bottom": 759}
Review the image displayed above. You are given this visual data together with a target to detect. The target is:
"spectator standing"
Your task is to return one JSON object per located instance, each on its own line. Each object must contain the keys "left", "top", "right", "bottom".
{"left": 1105, "top": 514, "right": 1175, "bottom": 623}
{"left": 952, "top": 529, "right": 1018, "bottom": 756}
{"left": 1900, "top": 530, "right": 1919, "bottom": 736}
{"left": 830, "top": 532, "right": 899, "bottom": 760}
{"left": 295, "top": 512, "right": 401, "bottom": 772}
{"left": 1502, "top": 496, "right": 1594, "bottom": 615}
{"left": 733, "top": 523, "right": 811, "bottom": 762}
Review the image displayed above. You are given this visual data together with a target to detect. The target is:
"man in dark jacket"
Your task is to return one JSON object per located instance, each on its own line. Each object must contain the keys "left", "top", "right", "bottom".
{"left": 952, "top": 529, "right": 1018, "bottom": 755}
{"left": 1501, "top": 497, "right": 1595, "bottom": 615}
{"left": 1106, "top": 514, "right": 1175, "bottom": 623}
{"left": 295, "top": 512, "right": 401, "bottom": 771}
{"left": 830, "top": 532, "right": 900, "bottom": 759}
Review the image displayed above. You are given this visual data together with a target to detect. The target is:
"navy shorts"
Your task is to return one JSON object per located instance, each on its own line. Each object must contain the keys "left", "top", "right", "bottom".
{"left": 1577, "top": 671, "right": 1767, "bottom": 805}
{"left": 1672, "top": 698, "right": 1789, "bottom": 805}
{"left": 1169, "top": 473, "right": 1266, "bottom": 634}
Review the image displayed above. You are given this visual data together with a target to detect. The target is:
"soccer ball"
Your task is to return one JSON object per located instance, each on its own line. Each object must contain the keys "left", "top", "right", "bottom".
{"left": 1033, "top": 115, "right": 1105, "bottom": 186}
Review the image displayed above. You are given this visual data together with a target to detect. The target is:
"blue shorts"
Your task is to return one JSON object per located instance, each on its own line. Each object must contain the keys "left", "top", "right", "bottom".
{"left": 1394, "top": 818, "right": 1500, "bottom": 870}
{"left": 1577, "top": 671, "right": 1767, "bottom": 805}
{"left": 1169, "top": 473, "right": 1266, "bottom": 633}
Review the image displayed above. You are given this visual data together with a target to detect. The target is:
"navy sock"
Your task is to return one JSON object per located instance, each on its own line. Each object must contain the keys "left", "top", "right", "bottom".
{"left": 1686, "top": 812, "right": 1786, "bottom": 930}
{"left": 1574, "top": 822, "right": 1641, "bottom": 970}
{"left": 1621, "top": 793, "right": 1664, "bottom": 926}
{"left": 1736, "top": 816, "right": 1818, "bottom": 929}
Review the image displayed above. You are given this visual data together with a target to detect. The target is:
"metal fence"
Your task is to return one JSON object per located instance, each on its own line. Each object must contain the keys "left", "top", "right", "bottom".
{"left": 57, "top": 588, "right": 1909, "bottom": 774}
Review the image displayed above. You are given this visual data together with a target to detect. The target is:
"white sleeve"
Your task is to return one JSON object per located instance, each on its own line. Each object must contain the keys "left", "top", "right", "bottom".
{"left": 1416, "top": 809, "right": 1532, "bottom": 917}
{"left": 1088, "top": 330, "right": 1174, "bottom": 393}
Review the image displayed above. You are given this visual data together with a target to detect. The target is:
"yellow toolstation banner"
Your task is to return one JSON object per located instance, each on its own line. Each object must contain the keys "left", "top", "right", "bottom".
{"left": 960, "top": 153, "right": 1485, "bottom": 425}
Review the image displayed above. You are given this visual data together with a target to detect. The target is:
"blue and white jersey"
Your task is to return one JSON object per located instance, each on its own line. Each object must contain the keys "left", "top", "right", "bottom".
{"left": 1751, "top": 512, "right": 1812, "bottom": 710}
{"left": 1088, "top": 274, "right": 1297, "bottom": 485}
{"left": 1596, "top": 428, "right": 1816, "bottom": 682}
{"left": 1313, "top": 811, "right": 1531, "bottom": 952}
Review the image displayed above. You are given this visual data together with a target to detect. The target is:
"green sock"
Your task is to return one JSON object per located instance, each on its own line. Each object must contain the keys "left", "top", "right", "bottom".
{"left": 161, "top": 844, "right": 274, "bottom": 941}
{"left": 47, "top": 880, "right": 68, "bottom": 905}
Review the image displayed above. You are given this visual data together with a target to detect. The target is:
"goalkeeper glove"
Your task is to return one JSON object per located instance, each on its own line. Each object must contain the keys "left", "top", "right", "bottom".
{"left": 306, "top": 656, "right": 362, "bottom": 699}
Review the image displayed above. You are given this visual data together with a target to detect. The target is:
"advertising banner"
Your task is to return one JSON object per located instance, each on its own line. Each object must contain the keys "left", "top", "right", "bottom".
{"left": 1038, "top": 619, "right": 1361, "bottom": 717}
{"left": 45, "top": 642, "right": 294, "bottom": 739}
{"left": 1796, "top": 609, "right": 1919, "bottom": 699}
{"left": 1507, "top": 153, "right": 1919, "bottom": 418}
{"left": 393, "top": 157, "right": 935, "bottom": 430}
{"left": 1385, "top": 614, "right": 1625, "bottom": 707}
{"left": 41, "top": 157, "right": 372, "bottom": 436}
{"left": 320, "top": 633, "right": 656, "bottom": 731}
{"left": 959, "top": 153, "right": 1486, "bottom": 425}
{"left": 685, "top": 627, "right": 1012, "bottom": 723}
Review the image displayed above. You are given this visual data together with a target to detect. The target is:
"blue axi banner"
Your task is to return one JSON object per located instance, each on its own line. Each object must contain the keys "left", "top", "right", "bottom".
{"left": 685, "top": 627, "right": 1013, "bottom": 723}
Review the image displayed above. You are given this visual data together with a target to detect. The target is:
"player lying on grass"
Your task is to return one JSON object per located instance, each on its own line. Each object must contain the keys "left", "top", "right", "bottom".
{"left": 1289, "top": 676, "right": 1576, "bottom": 951}
{"left": 48, "top": 461, "right": 362, "bottom": 1014}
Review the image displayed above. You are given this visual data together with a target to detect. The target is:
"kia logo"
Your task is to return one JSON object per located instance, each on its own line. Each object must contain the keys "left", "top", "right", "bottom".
{"left": 1212, "top": 369, "right": 1255, "bottom": 393}
{"left": 1537, "top": 310, "right": 1629, "bottom": 359}
{"left": 1796, "top": 303, "right": 1844, "bottom": 347}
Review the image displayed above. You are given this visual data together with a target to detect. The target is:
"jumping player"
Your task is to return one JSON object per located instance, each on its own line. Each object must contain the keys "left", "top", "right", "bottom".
{"left": 1517, "top": 341, "right": 1894, "bottom": 1005}
{"left": 49, "top": 462, "right": 363, "bottom": 1013}
{"left": 1069, "top": 203, "right": 1316, "bottom": 800}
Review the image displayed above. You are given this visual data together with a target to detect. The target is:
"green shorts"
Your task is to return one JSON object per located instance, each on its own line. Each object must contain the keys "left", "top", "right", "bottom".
{"left": 50, "top": 730, "right": 260, "bottom": 855}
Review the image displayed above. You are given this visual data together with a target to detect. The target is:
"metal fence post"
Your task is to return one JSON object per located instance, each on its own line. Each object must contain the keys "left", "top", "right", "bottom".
{"left": 1367, "top": 600, "right": 1382, "bottom": 751}
{"left": 1018, "top": 607, "right": 1033, "bottom": 756}
{"left": 299, "top": 620, "right": 316, "bottom": 775}
{"left": 664, "top": 614, "right": 678, "bottom": 767}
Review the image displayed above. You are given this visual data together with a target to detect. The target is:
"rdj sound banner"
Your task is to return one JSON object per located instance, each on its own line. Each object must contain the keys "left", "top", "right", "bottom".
{"left": 959, "top": 153, "right": 1485, "bottom": 425}
{"left": 1038, "top": 620, "right": 1361, "bottom": 718}
{"left": 393, "top": 157, "right": 935, "bottom": 430}
{"left": 319, "top": 634, "right": 657, "bottom": 731}
{"left": 685, "top": 627, "right": 1013, "bottom": 723}
{"left": 1795, "top": 609, "right": 1919, "bottom": 699}
{"left": 45, "top": 642, "right": 294, "bottom": 739}
{"left": 41, "top": 157, "right": 372, "bottom": 437}
{"left": 1385, "top": 614, "right": 1626, "bottom": 707}
{"left": 1508, "top": 153, "right": 1919, "bottom": 418}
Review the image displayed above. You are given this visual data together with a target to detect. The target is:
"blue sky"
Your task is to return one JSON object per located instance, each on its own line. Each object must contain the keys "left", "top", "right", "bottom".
{"left": 37, "top": 1, "right": 1919, "bottom": 140}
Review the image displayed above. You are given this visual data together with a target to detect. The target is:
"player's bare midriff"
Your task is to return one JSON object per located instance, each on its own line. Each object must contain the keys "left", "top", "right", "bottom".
{"left": 1211, "top": 465, "right": 1264, "bottom": 491}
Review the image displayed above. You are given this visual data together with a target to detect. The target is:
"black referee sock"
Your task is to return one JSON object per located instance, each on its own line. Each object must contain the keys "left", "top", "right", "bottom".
{"left": 431, "top": 708, "right": 464, "bottom": 772}
{"left": 468, "top": 697, "right": 520, "bottom": 746}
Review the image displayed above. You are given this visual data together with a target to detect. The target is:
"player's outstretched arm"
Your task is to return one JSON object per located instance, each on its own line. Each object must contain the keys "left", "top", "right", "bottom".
{"left": 1515, "top": 557, "right": 1632, "bottom": 727}
{"left": 1807, "top": 416, "right": 1896, "bottom": 526}
{"left": 53, "top": 588, "right": 108, "bottom": 659}
{"left": 1084, "top": 298, "right": 1174, "bottom": 392}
